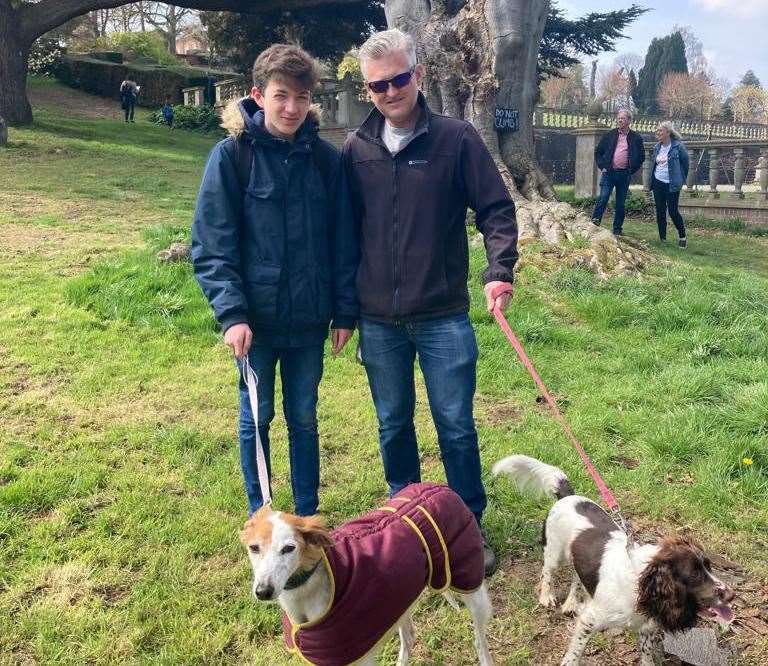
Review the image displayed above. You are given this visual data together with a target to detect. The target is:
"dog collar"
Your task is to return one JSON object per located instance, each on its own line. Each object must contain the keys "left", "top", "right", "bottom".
{"left": 284, "top": 560, "right": 320, "bottom": 591}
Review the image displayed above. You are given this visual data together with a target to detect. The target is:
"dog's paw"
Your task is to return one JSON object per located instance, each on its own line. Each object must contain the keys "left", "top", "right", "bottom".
{"left": 538, "top": 592, "right": 558, "bottom": 609}
{"left": 560, "top": 596, "right": 582, "bottom": 616}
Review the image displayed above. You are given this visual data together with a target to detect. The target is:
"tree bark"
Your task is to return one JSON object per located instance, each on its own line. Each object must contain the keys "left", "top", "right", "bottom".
{"left": 385, "top": 0, "right": 647, "bottom": 276}
{"left": 0, "top": 2, "right": 33, "bottom": 125}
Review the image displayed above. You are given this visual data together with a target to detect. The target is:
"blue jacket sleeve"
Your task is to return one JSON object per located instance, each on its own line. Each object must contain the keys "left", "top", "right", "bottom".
{"left": 191, "top": 139, "right": 249, "bottom": 333}
{"left": 331, "top": 147, "right": 359, "bottom": 330}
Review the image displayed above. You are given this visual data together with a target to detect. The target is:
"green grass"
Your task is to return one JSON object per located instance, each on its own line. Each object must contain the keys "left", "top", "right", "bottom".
{"left": 2, "top": 81, "right": 768, "bottom": 664}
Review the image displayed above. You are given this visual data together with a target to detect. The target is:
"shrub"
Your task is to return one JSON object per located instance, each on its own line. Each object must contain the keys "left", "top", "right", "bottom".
{"left": 148, "top": 105, "right": 222, "bottom": 133}
{"left": 28, "top": 38, "right": 64, "bottom": 77}
{"left": 92, "top": 32, "right": 177, "bottom": 66}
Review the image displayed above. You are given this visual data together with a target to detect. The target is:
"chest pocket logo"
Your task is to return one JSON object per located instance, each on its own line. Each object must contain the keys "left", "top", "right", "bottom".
{"left": 408, "top": 160, "right": 429, "bottom": 166}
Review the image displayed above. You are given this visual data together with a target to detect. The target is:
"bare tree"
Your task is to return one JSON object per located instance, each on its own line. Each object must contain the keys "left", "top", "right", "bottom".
{"left": 135, "top": 3, "right": 195, "bottom": 54}
{"left": 597, "top": 64, "right": 630, "bottom": 111}
{"left": 384, "top": 0, "right": 646, "bottom": 274}
{"left": 613, "top": 52, "right": 642, "bottom": 76}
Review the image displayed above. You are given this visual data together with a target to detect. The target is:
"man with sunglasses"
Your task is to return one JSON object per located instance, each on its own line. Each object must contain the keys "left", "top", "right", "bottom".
{"left": 343, "top": 29, "right": 518, "bottom": 577}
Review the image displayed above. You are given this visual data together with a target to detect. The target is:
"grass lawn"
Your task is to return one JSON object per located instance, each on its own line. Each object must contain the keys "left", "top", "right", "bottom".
{"left": 1, "top": 79, "right": 767, "bottom": 665}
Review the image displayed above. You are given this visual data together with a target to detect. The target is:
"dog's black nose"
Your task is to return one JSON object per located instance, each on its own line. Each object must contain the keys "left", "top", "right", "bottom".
{"left": 255, "top": 584, "right": 274, "bottom": 601}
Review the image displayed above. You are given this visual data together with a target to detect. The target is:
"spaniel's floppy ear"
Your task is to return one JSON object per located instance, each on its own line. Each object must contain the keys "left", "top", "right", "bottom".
{"left": 638, "top": 547, "right": 698, "bottom": 632}
{"left": 296, "top": 514, "right": 334, "bottom": 553}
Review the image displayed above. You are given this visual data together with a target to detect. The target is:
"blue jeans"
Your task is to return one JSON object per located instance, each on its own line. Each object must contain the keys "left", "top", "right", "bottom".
{"left": 238, "top": 343, "right": 324, "bottom": 516}
{"left": 592, "top": 168, "right": 631, "bottom": 233}
{"left": 359, "top": 314, "right": 487, "bottom": 522}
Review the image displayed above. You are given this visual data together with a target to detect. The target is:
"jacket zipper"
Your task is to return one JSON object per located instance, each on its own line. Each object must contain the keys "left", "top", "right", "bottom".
{"left": 392, "top": 156, "right": 399, "bottom": 318}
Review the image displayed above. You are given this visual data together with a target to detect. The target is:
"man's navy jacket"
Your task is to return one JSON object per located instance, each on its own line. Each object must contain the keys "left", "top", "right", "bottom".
{"left": 192, "top": 98, "right": 358, "bottom": 346}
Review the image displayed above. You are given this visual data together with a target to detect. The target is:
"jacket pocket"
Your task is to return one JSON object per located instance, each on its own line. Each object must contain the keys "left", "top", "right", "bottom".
{"left": 244, "top": 263, "right": 281, "bottom": 321}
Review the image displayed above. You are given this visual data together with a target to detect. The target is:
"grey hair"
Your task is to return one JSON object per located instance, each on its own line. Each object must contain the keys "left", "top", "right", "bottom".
{"left": 358, "top": 29, "right": 417, "bottom": 78}
{"left": 656, "top": 120, "right": 682, "bottom": 140}
{"left": 616, "top": 107, "right": 633, "bottom": 120}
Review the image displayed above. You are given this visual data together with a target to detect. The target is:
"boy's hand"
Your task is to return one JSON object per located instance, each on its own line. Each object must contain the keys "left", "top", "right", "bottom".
{"left": 331, "top": 328, "right": 353, "bottom": 355}
{"left": 224, "top": 323, "right": 253, "bottom": 359}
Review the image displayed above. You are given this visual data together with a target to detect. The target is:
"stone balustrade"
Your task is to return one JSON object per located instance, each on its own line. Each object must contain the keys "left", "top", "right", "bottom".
{"left": 182, "top": 85, "right": 205, "bottom": 107}
{"left": 535, "top": 107, "right": 768, "bottom": 141}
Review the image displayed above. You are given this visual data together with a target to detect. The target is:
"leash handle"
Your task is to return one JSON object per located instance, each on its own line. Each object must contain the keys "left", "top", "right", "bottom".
{"left": 489, "top": 287, "right": 620, "bottom": 514}
{"left": 241, "top": 357, "right": 272, "bottom": 506}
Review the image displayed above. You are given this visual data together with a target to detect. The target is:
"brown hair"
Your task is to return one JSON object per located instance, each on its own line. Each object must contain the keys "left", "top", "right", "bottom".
{"left": 252, "top": 44, "right": 320, "bottom": 91}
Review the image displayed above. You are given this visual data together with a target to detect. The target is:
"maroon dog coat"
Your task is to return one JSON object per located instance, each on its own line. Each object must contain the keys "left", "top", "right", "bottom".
{"left": 282, "top": 482, "right": 484, "bottom": 665}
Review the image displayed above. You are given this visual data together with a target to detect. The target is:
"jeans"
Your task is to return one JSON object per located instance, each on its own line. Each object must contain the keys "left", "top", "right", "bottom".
{"left": 592, "top": 168, "right": 631, "bottom": 233}
{"left": 652, "top": 178, "right": 687, "bottom": 240}
{"left": 238, "top": 343, "right": 324, "bottom": 516}
{"left": 359, "top": 314, "right": 487, "bottom": 522}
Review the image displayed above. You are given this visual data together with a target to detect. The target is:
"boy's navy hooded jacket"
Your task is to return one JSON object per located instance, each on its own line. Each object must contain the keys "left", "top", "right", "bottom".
{"left": 192, "top": 97, "right": 358, "bottom": 346}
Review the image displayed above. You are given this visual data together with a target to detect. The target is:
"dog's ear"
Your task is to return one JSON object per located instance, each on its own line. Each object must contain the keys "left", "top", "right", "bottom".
{"left": 638, "top": 547, "right": 698, "bottom": 631}
{"left": 297, "top": 515, "right": 333, "bottom": 552}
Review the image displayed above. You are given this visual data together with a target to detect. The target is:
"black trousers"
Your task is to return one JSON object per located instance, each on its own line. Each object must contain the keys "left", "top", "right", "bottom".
{"left": 123, "top": 99, "right": 135, "bottom": 121}
{"left": 652, "top": 178, "right": 686, "bottom": 240}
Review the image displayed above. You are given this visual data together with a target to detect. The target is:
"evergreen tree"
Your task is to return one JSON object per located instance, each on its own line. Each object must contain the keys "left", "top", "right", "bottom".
{"left": 636, "top": 31, "right": 688, "bottom": 114}
{"left": 740, "top": 70, "right": 762, "bottom": 88}
{"left": 539, "top": 3, "right": 648, "bottom": 81}
{"left": 628, "top": 68, "right": 639, "bottom": 110}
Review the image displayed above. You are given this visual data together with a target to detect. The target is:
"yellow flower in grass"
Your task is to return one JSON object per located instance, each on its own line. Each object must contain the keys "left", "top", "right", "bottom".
{"left": 742, "top": 457, "right": 753, "bottom": 466}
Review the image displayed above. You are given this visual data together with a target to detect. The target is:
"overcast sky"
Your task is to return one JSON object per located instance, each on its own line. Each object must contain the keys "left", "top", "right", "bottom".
{"left": 557, "top": 0, "right": 768, "bottom": 89}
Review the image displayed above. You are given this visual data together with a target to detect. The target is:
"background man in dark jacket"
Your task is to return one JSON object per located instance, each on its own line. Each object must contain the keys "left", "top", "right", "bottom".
{"left": 591, "top": 108, "right": 645, "bottom": 235}
{"left": 345, "top": 29, "right": 518, "bottom": 576}
{"left": 192, "top": 45, "right": 357, "bottom": 517}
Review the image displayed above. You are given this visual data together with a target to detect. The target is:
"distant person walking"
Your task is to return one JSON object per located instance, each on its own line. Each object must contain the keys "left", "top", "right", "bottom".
{"left": 651, "top": 121, "right": 689, "bottom": 248}
{"left": 591, "top": 108, "right": 645, "bottom": 235}
{"left": 161, "top": 96, "right": 174, "bottom": 129}
{"left": 119, "top": 78, "right": 139, "bottom": 123}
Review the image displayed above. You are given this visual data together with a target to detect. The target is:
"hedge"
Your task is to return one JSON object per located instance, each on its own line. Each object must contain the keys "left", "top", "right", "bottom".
{"left": 55, "top": 55, "right": 237, "bottom": 108}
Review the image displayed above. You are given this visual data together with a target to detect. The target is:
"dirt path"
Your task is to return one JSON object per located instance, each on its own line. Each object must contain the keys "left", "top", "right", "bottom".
{"left": 28, "top": 83, "right": 124, "bottom": 120}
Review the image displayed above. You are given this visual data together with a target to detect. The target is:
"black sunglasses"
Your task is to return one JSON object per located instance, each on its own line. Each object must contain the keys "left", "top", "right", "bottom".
{"left": 366, "top": 68, "right": 415, "bottom": 94}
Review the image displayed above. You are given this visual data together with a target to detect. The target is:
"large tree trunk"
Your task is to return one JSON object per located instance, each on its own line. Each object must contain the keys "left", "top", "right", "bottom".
{"left": 385, "top": 0, "right": 647, "bottom": 276}
{"left": 0, "top": 3, "right": 33, "bottom": 125}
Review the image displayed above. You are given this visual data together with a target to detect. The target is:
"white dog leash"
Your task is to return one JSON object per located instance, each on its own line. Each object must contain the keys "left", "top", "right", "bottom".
{"left": 241, "top": 357, "right": 272, "bottom": 506}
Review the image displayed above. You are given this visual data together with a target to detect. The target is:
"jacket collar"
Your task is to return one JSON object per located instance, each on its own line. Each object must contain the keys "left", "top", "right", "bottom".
{"left": 356, "top": 92, "right": 431, "bottom": 145}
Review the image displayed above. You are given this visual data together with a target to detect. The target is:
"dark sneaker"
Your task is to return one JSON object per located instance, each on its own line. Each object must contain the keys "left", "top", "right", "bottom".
{"left": 591, "top": 218, "right": 601, "bottom": 226}
{"left": 481, "top": 529, "right": 497, "bottom": 577}
{"left": 678, "top": 237, "right": 688, "bottom": 249}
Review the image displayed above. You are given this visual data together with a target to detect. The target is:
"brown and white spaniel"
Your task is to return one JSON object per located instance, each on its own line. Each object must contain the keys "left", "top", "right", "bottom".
{"left": 494, "top": 454, "right": 734, "bottom": 666}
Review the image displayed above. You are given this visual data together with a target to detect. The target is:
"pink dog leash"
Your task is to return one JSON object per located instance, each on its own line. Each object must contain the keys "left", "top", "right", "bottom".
{"left": 489, "top": 285, "right": 628, "bottom": 531}
{"left": 241, "top": 357, "right": 272, "bottom": 506}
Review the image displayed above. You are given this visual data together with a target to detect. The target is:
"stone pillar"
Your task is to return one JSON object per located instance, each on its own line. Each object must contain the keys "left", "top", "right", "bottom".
{"left": 642, "top": 145, "right": 654, "bottom": 200}
{"left": 759, "top": 149, "right": 768, "bottom": 202}
{"left": 685, "top": 149, "right": 697, "bottom": 194}
{"left": 573, "top": 125, "right": 608, "bottom": 199}
{"left": 708, "top": 148, "right": 720, "bottom": 198}
{"left": 732, "top": 148, "right": 745, "bottom": 199}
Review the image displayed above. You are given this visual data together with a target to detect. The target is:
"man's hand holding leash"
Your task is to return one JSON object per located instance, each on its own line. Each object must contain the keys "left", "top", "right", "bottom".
{"left": 484, "top": 280, "right": 514, "bottom": 312}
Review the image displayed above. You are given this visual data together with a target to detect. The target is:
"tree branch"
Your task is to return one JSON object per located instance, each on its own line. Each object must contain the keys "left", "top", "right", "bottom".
{"left": 19, "top": 0, "right": 364, "bottom": 43}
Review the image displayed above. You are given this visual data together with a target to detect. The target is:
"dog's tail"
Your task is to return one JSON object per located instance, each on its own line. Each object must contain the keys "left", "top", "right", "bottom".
{"left": 492, "top": 455, "right": 574, "bottom": 501}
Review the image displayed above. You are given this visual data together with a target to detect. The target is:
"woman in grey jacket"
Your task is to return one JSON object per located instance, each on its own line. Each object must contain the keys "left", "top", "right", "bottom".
{"left": 652, "top": 121, "right": 689, "bottom": 247}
